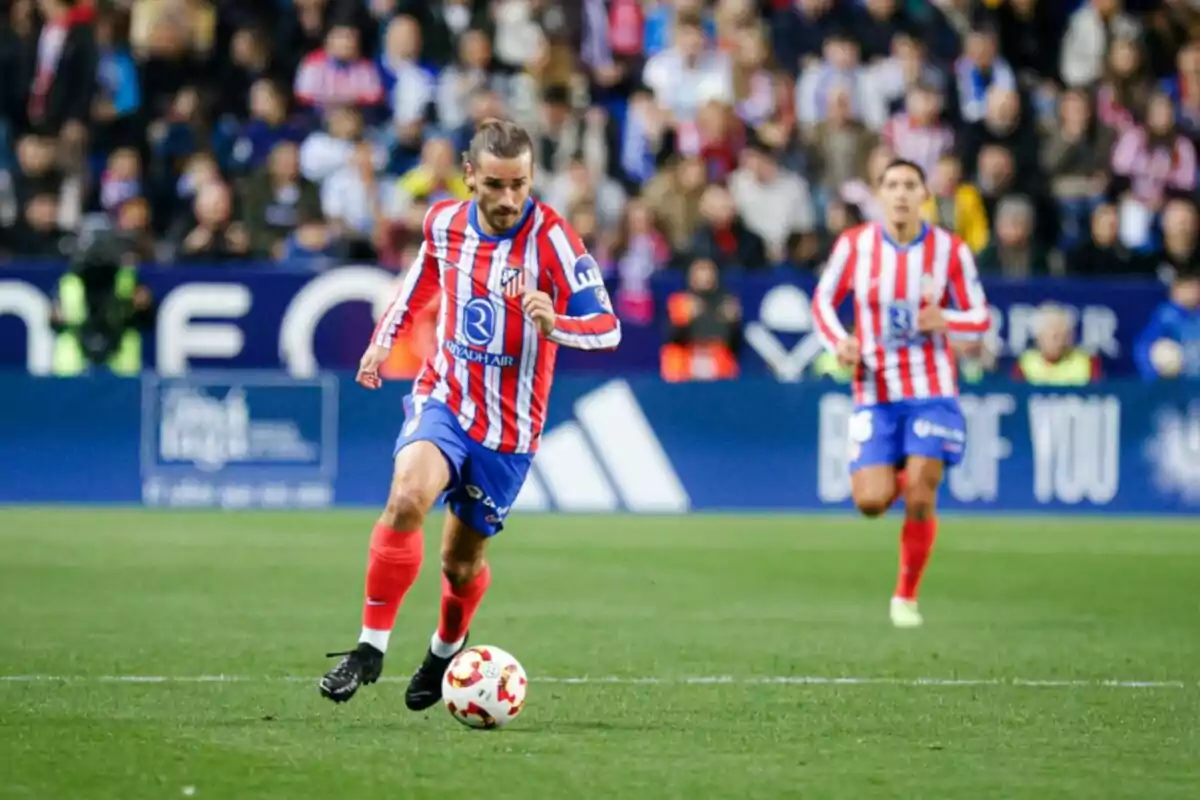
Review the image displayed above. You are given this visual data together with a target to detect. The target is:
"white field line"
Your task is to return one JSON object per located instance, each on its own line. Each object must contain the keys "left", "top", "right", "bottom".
{"left": 0, "top": 675, "right": 1193, "bottom": 689}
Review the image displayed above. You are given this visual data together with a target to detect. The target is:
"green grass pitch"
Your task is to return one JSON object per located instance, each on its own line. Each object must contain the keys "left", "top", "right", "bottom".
{"left": 2, "top": 509, "right": 1198, "bottom": 799}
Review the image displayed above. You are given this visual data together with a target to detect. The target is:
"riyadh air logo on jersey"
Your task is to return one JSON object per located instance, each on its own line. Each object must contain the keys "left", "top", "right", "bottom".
{"left": 744, "top": 285, "right": 825, "bottom": 382}
{"left": 463, "top": 297, "right": 496, "bottom": 345}
{"left": 511, "top": 380, "right": 690, "bottom": 513}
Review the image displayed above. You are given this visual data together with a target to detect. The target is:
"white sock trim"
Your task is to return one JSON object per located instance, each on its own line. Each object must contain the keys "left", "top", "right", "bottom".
{"left": 430, "top": 631, "right": 465, "bottom": 659}
{"left": 359, "top": 627, "right": 391, "bottom": 653}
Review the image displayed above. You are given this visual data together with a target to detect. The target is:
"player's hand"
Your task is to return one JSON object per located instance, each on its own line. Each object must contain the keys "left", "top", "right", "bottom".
{"left": 522, "top": 289, "right": 556, "bottom": 337}
{"left": 356, "top": 344, "right": 390, "bottom": 389}
{"left": 917, "top": 305, "right": 947, "bottom": 334}
{"left": 836, "top": 337, "right": 861, "bottom": 367}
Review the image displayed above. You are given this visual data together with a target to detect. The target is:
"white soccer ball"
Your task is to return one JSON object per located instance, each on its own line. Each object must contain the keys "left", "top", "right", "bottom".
{"left": 1150, "top": 338, "right": 1184, "bottom": 378}
{"left": 442, "top": 645, "right": 528, "bottom": 729}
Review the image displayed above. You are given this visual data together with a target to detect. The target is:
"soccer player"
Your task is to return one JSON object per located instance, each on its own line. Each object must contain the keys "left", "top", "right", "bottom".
{"left": 812, "top": 158, "right": 989, "bottom": 628}
{"left": 319, "top": 120, "right": 621, "bottom": 705}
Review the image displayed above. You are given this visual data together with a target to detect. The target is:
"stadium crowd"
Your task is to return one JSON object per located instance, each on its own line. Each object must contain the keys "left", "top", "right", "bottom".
{"left": 0, "top": 0, "right": 1198, "bottom": 381}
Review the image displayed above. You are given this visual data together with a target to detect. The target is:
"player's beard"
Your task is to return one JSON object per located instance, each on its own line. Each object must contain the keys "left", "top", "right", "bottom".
{"left": 482, "top": 202, "right": 521, "bottom": 234}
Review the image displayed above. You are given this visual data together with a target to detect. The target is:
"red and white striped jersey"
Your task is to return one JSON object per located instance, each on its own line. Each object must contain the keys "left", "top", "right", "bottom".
{"left": 813, "top": 222, "right": 990, "bottom": 406}
{"left": 372, "top": 199, "right": 622, "bottom": 454}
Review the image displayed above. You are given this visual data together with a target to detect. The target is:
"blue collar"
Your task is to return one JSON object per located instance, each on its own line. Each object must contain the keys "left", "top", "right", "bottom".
{"left": 881, "top": 222, "right": 928, "bottom": 251}
{"left": 468, "top": 199, "right": 534, "bottom": 242}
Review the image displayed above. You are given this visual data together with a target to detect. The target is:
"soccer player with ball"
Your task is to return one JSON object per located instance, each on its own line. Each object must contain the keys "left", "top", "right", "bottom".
{"left": 812, "top": 159, "right": 991, "bottom": 628}
{"left": 319, "top": 120, "right": 621, "bottom": 712}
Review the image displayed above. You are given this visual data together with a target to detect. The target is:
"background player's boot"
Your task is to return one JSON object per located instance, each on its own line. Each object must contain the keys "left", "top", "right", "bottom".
{"left": 404, "top": 633, "right": 468, "bottom": 711}
{"left": 319, "top": 642, "right": 384, "bottom": 703}
{"left": 890, "top": 597, "right": 923, "bottom": 628}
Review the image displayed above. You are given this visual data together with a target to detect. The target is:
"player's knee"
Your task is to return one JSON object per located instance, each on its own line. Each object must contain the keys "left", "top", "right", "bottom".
{"left": 853, "top": 490, "right": 893, "bottom": 518}
{"left": 381, "top": 486, "right": 431, "bottom": 531}
{"left": 442, "top": 555, "right": 485, "bottom": 587}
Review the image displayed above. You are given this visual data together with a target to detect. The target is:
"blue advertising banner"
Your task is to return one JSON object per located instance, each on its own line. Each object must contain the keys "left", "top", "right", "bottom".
{"left": 1, "top": 373, "right": 1196, "bottom": 514}
{"left": 0, "top": 262, "right": 1170, "bottom": 378}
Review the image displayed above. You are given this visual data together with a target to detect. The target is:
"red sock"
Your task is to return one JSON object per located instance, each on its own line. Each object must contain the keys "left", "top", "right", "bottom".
{"left": 895, "top": 516, "right": 937, "bottom": 600}
{"left": 362, "top": 523, "right": 423, "bottom": 631}
{"left": 437, "top": 564, "right": 491, "bottom": 645}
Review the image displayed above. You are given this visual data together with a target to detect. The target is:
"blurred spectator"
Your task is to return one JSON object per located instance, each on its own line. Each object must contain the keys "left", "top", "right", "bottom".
{"left": 1013, "top": 302, "right": 1102, "bottom": 385}
{"left": 438, "top": 28, "right": 507, "bottom": 133}
{"left": 607, "top": 197, "right": 670, "bottom": 325}
{"left": 1111, "top": 91, "right": 1197, "bottom": 250}
{"left": 1043, "top": 89, "right": 1114, "bottom": 250}
{"left": 388, "top": 137, "right": 470, "bottom": 222}
{"left": 687, "top": 183, "right": 767, "bottom": 270}
{"left": 98, "top": 147, "right": 141, "bottom": 216}
{"left": 1152, "top": 199, "right": 1200, "bottom": 278}
{"left": 959, "top": 86, "right": 1039, "bottom": 199}
{"left": 238, "top": 141, "right": 322, "bottom": 260}
{"left": 805, "top": 84, "right": 877, "bottom": 201}
{"left": 294, "top": 23, "right": 384, "bottom": 118}
{"left": 379, "top": 15, "right": 434, "bottom": 160}
{"left": 642, "top": 155, "right": 706, "bottom": 253}
{"left": 996, "top": 0, "right": 1061, "bottom": 84}
{"left": 853, "top": 0, "right": 913, "bottom": 64}
{"left": 25, "top": 0, "right": 97, "bottom": 132}
{"left": 796, "top": 31, "right": 874, "bottom": 135}
{"left": 91, "top": 9, "right": 142, "bottom": 155}
{"left": 322, "top": 140, "right": 382, "bottom": 257}
{"left": 682, "top": 99, "right": 745, "bottom": 183}
{"left": 13, "top": 191, "right": 69, "bottom": 257}
{"left": 1159, "top": 39, "right": 1200, "bottom": 138}
{"left": 1060, "top": 0, "right": 1142, "bottom": 89}
{"left": 730, "top": 20, "right": 775, "bottom": 131}
{"left": 954, "top": 26, "right": 1016, "bottom": 124}
{"left": 1095, "top": 34, "right": 1153, "bottom": 136}
{"left": 920, "top": 153, "right": 989, "bottom": 254}
{"left": 279, "top": 211, "right": 341, "bottom": 268}
{"left": 882, "top": 82, "right": 954, "bottom": 180}
{"left": 544, "top": 155, "right": 626, "bottom": 240}
{"left": 300, "top": 106, "right": 384, "bottom": 184}
{"left": 643, "top": 10, "right": 731, "bottom": 126}
{"left": 215, "top": 25, "right": 272, "bottom": 121}
{"left": 864, "top": 33, "right": 948, "bottom": 126}
{"left": 661, "top": 256, "right": 741, "bottom": 382}
{"left": 771, "top": 0, "right": 840, "bottom": 78}
{"left": 169, "top": 181, "right": 249, "bottom": 263}
{"left": 218, "top": 79, "right": 306, "bottom": 175}
{"left": 976, "top": 194, "right": 1052, "bottom": 277}
{"left": 1134, "top": 268, "right": 1200, "bottom": 380}
{"left": 1067, "top": 202, "right": 1152, "bottom": 276}
{"left": 728, "top": 137, "right": 816, "bottom": 265}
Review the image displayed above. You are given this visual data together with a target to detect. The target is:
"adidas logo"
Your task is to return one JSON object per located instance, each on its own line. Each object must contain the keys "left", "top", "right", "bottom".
{"left": 513, "top": 380, "right": 690, "bottom": 513}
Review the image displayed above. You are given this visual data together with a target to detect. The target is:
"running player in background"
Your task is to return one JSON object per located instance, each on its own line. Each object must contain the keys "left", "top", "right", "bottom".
{"left": 320, "top": 120, "right": 621, "bottom": 705}
{"left": 812, "top": 158, "right": 989, "bottom": 628}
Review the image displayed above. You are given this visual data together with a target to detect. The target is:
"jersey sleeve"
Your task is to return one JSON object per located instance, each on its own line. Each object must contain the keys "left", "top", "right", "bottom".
{"left": 370, "top": 209, "right": 442, "bottom": 348}
{"left": 812, "top": 233, "right": 855, "bottom": 352}
{"left": 543, "top": 220, "right": 622, "bottom": 351}
{"left": 942, "top": 238, "right": 990, "bottom": 337}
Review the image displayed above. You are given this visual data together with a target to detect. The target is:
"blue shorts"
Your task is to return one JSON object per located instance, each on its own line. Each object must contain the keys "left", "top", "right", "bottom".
{"left": 393, "top": 398, "right": 534, "bottom": 536}
{"left": 848, "top": 398, "right": 967, "bottom": 473}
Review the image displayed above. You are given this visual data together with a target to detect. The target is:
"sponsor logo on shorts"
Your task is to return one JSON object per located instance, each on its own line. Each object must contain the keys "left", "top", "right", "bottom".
{"left": 913, "top": 418, "right": 966, "bottom": 442}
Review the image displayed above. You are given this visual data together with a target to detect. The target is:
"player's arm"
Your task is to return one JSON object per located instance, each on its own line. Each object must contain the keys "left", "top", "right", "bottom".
{"left": 812, "top": 234, "right": 855, "bottom": 355}
{"left": 370, "top": 208, "right": 444, "bottom": 350}
{"left": 534, "top": 222, "right": 622, "bottom": 351}
{"left": 941, "top": 239, "right": 990, "bottom": 337}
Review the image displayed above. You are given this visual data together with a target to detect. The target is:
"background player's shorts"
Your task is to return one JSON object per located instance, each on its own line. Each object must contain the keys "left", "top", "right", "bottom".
{"left": 848, "top": 398, "right": 967, "bottom": 473}
{"left": 393, "top": 397, "right": 533, "bottom": 536}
